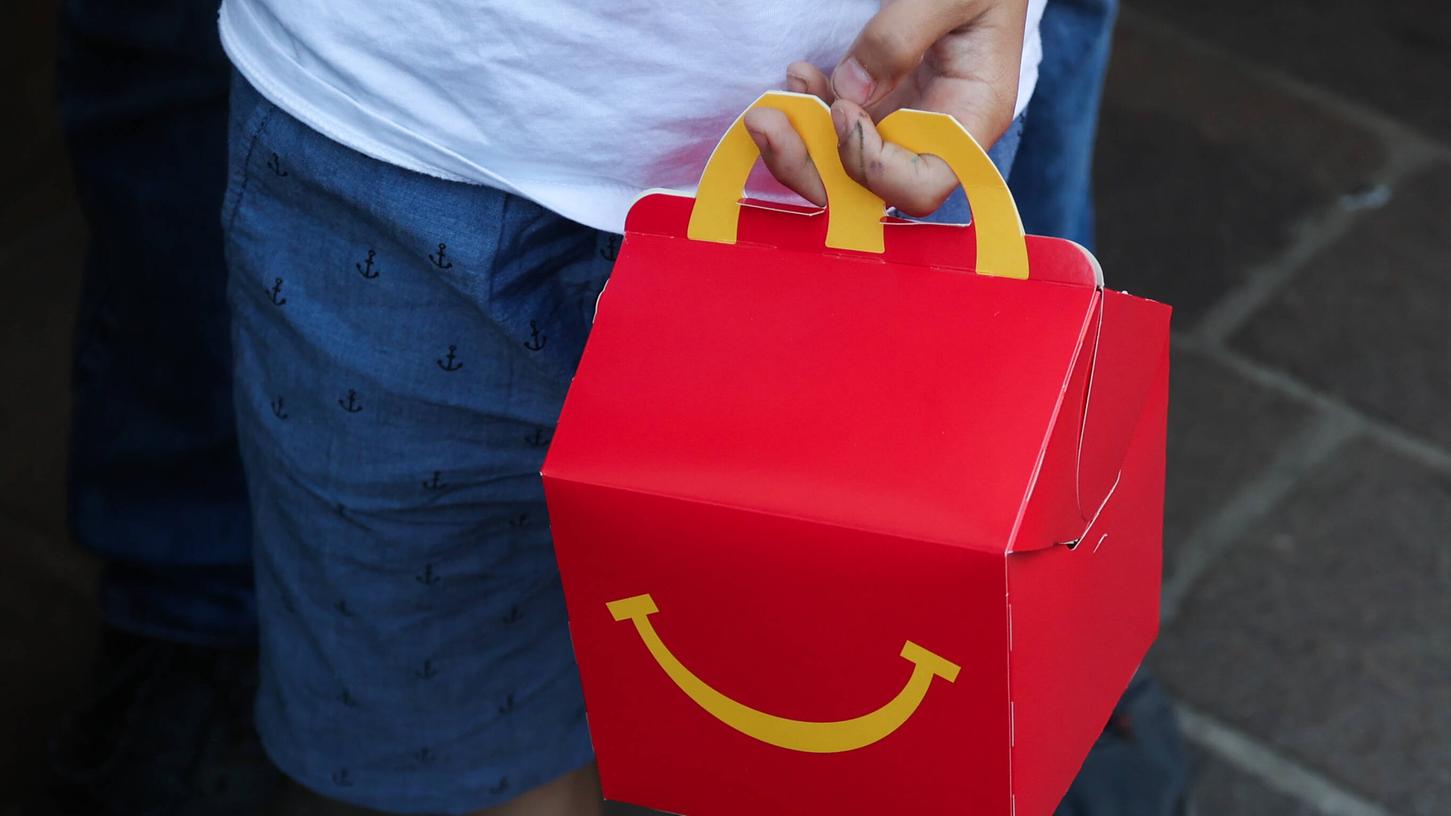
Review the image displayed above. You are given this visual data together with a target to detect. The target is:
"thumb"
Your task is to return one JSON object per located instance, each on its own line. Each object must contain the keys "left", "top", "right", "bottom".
{"left": 831, "top": 0, "right": 981, "bottom": 107}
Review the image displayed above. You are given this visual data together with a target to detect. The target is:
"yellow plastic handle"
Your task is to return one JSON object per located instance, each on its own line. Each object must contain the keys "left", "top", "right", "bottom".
{"left": 608, "top": 593, "right": 961, "bottom": 754}
{"left": 688, "top": 92, "right": 886, "bottom": 253}
{"left": 686, "top": 92, "right": 1030, "bottom": 279}
{"left": 878, "top": 109, "right": 1029, "bottom": 280}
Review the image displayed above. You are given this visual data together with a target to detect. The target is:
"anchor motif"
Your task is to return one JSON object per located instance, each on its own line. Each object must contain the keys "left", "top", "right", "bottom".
{"left": 267, "top": 277, "right": 287, "bottom": 306}
{"left": 415, "top": 563, "right": 441, "bottom": 586}
{"left": 435, "top": 345, "right": 463, "bottom": 372}
{"left": 599, "top": 234, "right": 621, "bottom": 261}
{"left": 422, "top": 471, "right": 447, "bottom": 490}
{"left": 502, "top": 606, "right": 523, "bottom": 625}
{"left": 489, "top": 778, "right": 509, "bottom": 796}
{"left": 356, "top": 248, "right": 378, "bottom": 279}
{"left": 415, "top": 659, "right": 438, "bottom": 680}
{"left": 334, "top": 599, "right": 352, "bottom": 617}
{"left": 507, "top": 512, "right": 529, "bottom": 528}
{"left": 266, "top": 152, "right": 288, "bottom": 177}
{"left": 338, "top": 389, "right": 363, "bottom": 413}
{"left": 524, "top": 427, "right": 551, "bottom": 448}
{"left": 331, "top": 769, "right": 352, "bottom": 787}
{"left": 428, "top": 242, "right": 454, "bottom": 269}
{"left": 498, "top": 693, "right": 515, "bottom": 715}
{"left": 415, "top": 747, "right": 435, "bottom": 765}
{"left": 523, "top": 320, "right": 547, "bottom": 351}
{"left": 270, "top": 397, "right": 288, "bottom": 420}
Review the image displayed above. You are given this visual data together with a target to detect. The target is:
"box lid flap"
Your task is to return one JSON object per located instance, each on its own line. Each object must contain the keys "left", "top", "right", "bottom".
{"left": 544, "top": 195, "right": 1104, "bottom": 554}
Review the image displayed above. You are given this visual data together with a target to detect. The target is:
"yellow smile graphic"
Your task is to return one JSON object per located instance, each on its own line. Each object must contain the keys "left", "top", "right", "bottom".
{"left": 607, "top": 594, "right": 961, "bottom": 753}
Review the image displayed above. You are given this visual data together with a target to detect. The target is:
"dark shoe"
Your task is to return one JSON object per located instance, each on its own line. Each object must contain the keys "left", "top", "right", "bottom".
{"left": 26, "top": 627, "right": 283, "bottom": 815}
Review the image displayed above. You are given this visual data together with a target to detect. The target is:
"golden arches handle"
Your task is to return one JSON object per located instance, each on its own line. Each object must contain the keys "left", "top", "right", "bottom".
{"left": 685, "top": 92, "right": 1030, "bottom": 279}
{"left": 877, "top": 109, "right": 1029, "bottom": 280}
{"left": 607, "top": 593, "right": 961, "bottom": 754}
{"left": 687, "top": 92, "right": 886, "bottom": 253}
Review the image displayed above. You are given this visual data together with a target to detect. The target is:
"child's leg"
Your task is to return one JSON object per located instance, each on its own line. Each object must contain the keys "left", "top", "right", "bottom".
{"left": 222, "top": 72, "right": 614, "bottom": 815}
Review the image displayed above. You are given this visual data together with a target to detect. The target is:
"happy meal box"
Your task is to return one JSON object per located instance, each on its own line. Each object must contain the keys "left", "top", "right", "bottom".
{"left": 542, "top": 93, "right": 1171, "bottom": 816}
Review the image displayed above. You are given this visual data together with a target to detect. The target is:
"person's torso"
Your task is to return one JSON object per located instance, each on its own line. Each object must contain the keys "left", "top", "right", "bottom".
{"left": 219, "top": 0, "right": 1046, "bottom": 232}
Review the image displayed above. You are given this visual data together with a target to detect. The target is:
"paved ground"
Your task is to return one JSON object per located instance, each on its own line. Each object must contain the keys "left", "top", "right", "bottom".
{"left": 3, "top": 2, "right": 1448, "bottom": 815}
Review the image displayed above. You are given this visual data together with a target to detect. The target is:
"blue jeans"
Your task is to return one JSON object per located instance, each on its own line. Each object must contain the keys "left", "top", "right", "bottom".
{"left": 59, "top": 0, "right": 256, "bottom": 648}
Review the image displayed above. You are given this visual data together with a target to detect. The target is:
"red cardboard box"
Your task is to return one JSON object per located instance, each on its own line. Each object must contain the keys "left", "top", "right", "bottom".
{"left": 543, "top": 93, "right": 1171, "bottom": 816}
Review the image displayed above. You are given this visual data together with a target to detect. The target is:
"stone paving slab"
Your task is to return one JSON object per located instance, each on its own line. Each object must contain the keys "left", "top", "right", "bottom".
{"left": 1153, "top": 439, "right": 1451, "bottom": 816}
{"left": 1093, "top": 21, "right": 1387, "bottom": 324}
{"left": 1163, "top": 347, "right": 1315, "bottom": 577}
{"left": 1134, "top": 0, "right": 1451, "bottom": 144}
{"left": 1188, "top": 747, "right": 1324, "bottom": 816}
{"left": 1233, "top": 162, "right": 1451, "bottom": 451}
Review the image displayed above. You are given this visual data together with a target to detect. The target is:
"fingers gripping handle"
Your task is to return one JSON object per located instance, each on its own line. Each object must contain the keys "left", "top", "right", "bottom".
{"left": 689, "top": 92, "right": 887, "bottom": 253}
{"left": 877, "top": 109, "right": 1029, "bottom": 280}
{"left": 686, "top": 92, "right": 1031, "bottom": 280}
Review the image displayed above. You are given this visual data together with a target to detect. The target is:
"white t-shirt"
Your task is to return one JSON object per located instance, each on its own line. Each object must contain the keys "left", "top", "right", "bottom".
{"left": 219, "top": 1, "right": 1047, "bottom": 233}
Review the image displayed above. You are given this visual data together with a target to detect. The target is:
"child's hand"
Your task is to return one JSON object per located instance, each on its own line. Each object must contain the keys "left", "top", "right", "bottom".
{"left": 744, "top": 0, "right": 1028, "bottom": 216}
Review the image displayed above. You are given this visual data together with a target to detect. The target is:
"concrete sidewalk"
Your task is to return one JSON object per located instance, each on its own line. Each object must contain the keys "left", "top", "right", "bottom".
{"left": 3, "top": 2, "right": 1448, "bottom": 814}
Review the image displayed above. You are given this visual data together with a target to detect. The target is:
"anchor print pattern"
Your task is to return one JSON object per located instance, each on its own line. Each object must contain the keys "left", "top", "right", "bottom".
{"left": 523, "top": 320, "right": 547, "bottom": 351}
{"left": 428, "top": 242, "right": 454, "bottom": 269}
{"left": 599, "top": 233, "right": 621, "bottom": 261}
{"left": 267, "top": 152, "right": 288, "bottom": 177}
{"left": 356, "top": 248, "right": 379, "bottom": 279}
{"left": 436, "top": 344, "right": 463, "bottom": 371}
{"left": 230, "top": 206, "right": 599, "bottom": 788}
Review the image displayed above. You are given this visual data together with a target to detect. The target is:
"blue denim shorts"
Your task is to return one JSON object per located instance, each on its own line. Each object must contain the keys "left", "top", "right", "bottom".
{"left": 222, "top": 73, "right": 610, "bottom": 813}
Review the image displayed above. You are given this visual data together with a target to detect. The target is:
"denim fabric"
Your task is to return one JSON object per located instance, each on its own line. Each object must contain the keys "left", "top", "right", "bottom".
{"left": 222, "top": 74, "right": 602, "bottom": 813}
{"left": 1010, "top": 0, "right": 1121, "bottom": 249}
{"left": 58, "top": 0, "right": 256, "bottom": 647}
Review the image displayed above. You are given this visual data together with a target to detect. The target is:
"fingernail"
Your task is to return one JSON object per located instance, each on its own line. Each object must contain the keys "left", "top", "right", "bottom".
{"left": 831, "top": 104, "right": 849, "bottom": 141}
{"left": 785, "top": 73, "right": 808, "bottom": 94}
{"left": 831, "top": 57, "right": 875, "bottom": 106}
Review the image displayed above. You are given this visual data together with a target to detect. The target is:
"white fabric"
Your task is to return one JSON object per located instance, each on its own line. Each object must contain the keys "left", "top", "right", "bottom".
{"left": 219, "top": 0, "right": 1047, "bottom": 233}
